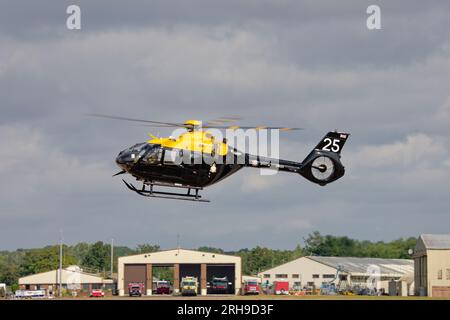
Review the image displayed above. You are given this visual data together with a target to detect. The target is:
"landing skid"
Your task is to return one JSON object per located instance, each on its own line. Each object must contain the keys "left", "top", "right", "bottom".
{"left": 122, "top": 179, "right": 210, "bottom": 202}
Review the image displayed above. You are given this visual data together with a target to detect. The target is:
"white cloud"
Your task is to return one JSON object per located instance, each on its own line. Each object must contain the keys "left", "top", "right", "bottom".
{"left": 0, "top": 124, "right": 115, "bottom": 208}
{"left": 348, "top": 134, "right": 447, "bottom": 168}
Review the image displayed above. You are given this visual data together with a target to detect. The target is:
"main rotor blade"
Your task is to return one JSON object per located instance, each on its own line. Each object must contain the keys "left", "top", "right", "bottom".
{"left": 87, "top": 113, "right": 303, "bottom": 131}
{"left": 204, "top": 115, "right": 242, "bottom": 126}
{"left": 203, "top": 125, "right": 304, "bottom": 131}
{"left": 87, "top": 113, "right": 185, "bottom": 127}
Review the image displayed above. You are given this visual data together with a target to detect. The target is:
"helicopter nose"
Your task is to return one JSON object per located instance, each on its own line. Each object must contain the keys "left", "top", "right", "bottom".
{"left": 116, "top": 149, "right": 133, "bottom": 169}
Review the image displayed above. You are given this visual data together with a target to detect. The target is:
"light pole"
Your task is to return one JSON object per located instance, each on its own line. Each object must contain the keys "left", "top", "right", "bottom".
{"left": 59, "top": 230, "right": 63, "bottom": 298}
{"left": 110, "top": 238, "right": 114, "bottom": 278}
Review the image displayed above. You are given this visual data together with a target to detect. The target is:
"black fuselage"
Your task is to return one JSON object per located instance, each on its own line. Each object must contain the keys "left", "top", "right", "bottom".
{"left": 116, "top": 143, "right": 302, "bottom": 188}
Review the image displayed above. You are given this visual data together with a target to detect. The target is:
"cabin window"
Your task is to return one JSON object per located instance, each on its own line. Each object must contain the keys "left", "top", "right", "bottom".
{"left": 144, "top": 146, "right": 162, "bottom": 164}
{"left": 164, "top": 149, "right": 183, "bottom": 165}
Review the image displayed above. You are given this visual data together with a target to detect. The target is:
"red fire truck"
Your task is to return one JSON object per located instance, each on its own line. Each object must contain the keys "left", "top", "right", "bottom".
{"left": 273, "top": 281, "right": 289, "bottom": 295}
{"left": 156, "top": 281, "right": 171, "bottom": 294}
{"left": 128, "top": 282, "right": 144, "bottom": 297}
{"left": 243, "top": 279, "right": 260, "bottom": 295}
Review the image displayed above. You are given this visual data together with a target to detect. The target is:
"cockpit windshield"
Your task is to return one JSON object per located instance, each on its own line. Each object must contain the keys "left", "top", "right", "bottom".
{"left": 130, "top": 143, "right": 147, "bottom": 153}
{"left": 116, "top": 143, "right": 162, "bottom": 167}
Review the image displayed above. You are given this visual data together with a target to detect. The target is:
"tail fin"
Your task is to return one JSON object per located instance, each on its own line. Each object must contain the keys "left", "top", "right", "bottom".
{"left": 313, "top": 131, "right": 350, "bottom": 154}
{"left": 299, "top": 131, "right": 350, "bottom": 186}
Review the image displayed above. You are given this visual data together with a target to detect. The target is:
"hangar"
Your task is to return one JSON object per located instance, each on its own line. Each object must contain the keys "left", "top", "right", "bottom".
{"left": 118, "top": 248, "right": 241, "bottom": 296}
{"left": 413, "top": 234, "right": 450, "bottom": 297}
{"left": 258, "top": 256, "right": 414, "bottom": 295}
{"left": 18, "top": 265, "right": 114, "bottom": 296}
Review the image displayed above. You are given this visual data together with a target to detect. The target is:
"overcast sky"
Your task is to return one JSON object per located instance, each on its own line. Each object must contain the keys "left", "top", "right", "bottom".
{"left": 1, "top": 1, "right": 450, "bottom": 251}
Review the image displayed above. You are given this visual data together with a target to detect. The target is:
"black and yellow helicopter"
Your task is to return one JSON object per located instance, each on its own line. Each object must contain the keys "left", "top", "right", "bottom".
{"left": 91, "top": 114, "right": 349, "bottom": 202}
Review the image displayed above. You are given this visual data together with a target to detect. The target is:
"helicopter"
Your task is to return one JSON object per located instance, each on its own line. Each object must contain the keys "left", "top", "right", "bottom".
{"left": 90, "top": 114, "right": 349, "bottom": 202}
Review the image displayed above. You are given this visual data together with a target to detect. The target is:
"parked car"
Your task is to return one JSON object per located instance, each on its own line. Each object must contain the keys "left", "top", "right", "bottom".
{"left": 90, "top": 289, "right": 105, "bottom": 297}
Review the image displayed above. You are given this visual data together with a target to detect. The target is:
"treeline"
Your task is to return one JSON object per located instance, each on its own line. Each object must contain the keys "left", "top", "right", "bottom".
{"left": 0, "top": 232, "right": 417, "bottom": 287}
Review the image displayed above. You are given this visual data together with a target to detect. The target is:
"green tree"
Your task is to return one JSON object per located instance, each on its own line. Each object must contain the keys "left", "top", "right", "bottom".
{"left": 0, "top": 263, "right": 19, "bottom": 285}
{"left": 136, "top": 244, "right": 160, "bottom": 253}
{"left": 302, "top": 231, "right": 416, "bottom": 258}
{"left": 197, "top": 247, "right": 225, "bottom": 254}
{"left": 19, "top": 245, "right": 77, "bottom": 276}
{"left": 68, "top": 242, "right": 90, "bottom": 265}
{"left": 81, "top": 241, "right": 109, "bottom": 271}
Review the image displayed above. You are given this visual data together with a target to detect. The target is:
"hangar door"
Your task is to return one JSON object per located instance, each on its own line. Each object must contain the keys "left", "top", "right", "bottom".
{"left": 207, "top": 264, "right": 235, "bottom": 294}
{"left": 124, "top": 264, "right": 147, "bottom": 294}
{"left": 432, "top": 286, "right": 450, "bottom": 297}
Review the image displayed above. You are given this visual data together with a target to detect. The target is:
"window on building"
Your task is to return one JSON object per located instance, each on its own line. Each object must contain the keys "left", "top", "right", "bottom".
{"left": 322, "top": 274, "right": 335, "bottom": 279}
{"left": 447, "top": 269, "right": 450, "bottom": 280}
{"left": 275, "top": 274, "right": 288, "bottom": 279}
{"left": 312, "top": 274, "right": 320, "bottom": 279}
{"left": 92, "top": 283, "right": 102, "bottom": 289}
{"left": 104, "top": 283, "right": 115, "bottom": 290}
{"left": 438, "top": 269, "right": 443, "bottom": 280}
{"left": 292, "top": 274, "right": 299, "bottom": 278}
{"left": 293, "top": 282, "right": 302, "bottom": 290}
{"left": 263, "top": 274, "right": 271, "bottom": 278}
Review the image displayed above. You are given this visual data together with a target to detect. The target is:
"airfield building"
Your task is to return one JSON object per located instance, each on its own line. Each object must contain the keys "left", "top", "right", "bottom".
{"left": 413, "top": 234, "right": 450, "bottom": 297}
{"left": 118, "top": 248, "right": 242, "bottom": 296}
{"left": 258, "top": 256, "right": 414, "bottom": 295}
{"left": 18, "top": 265, "right": 114, "bottom": 296}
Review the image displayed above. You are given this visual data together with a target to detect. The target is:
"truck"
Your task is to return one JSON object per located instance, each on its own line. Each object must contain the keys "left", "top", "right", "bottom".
{"left": 273, "top": 281, "right": 289, "bottom": 295}
{"left": 128, "top": 282, "right": 144, "bottom": 297}
{"left": 210, "top": 276, "right": 232, "bottom": 294}
{"left": 181, "top": 276, "right": 198, "bottom": 296}
{"left": 14, "top": 290, "right": 46, "bottom": 299}
{"left": 243, "top": 279, "right": 259, "bottom": 295}
{"left": 156, "top": 280, "right": 171, "bottom": 295}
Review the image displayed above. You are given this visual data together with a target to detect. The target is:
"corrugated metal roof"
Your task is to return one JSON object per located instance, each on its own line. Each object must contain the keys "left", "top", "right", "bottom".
{"left": 307, "top": 256, "right": 413, "bottom": 276}
{"left": 420, "top": 234, "right": 450, "bottom": 249}
{"left": 18, "top": 267, "right": 106, "bottom": 285}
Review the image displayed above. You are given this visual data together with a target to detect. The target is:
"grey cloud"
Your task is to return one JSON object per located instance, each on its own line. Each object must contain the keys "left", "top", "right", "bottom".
{"left": 1, "top": 1, "right": 450, "bottom": 250}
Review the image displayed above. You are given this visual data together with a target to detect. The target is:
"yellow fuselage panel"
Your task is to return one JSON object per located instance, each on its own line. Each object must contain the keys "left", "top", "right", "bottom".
{"left": 148, "top": 131, "right": 228, "bottom": 156}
